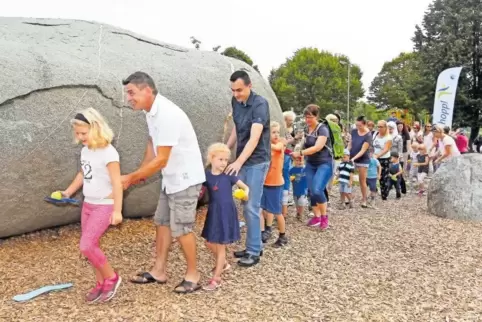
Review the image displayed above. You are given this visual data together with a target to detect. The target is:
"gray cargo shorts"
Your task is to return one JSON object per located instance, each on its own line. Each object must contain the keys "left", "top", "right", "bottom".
{"left": 153, "top": 184, "right": 202, "bottom": 237}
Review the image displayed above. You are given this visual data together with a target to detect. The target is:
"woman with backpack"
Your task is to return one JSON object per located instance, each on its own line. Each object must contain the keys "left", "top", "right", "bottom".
{"left": 291, "top": 104, "right": 333, "bottom": 230}
{"left": 348, "top": 116, "right": 372, "bottom": 208}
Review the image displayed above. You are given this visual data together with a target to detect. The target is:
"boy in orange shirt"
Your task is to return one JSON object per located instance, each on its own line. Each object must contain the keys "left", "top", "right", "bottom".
{"left": 261, "top": 121, "right": 287, "bottom": 247}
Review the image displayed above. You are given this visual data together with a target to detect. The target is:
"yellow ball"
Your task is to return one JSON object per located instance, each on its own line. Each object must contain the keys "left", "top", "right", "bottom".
{"left": 233, "top": 189, "right": 246, "bottom": 200}
{"left": 290, "top": 175, "right": 296, "bottom": 181}
{"left": 51, "top": 191, "right": 62, "bottom": 200}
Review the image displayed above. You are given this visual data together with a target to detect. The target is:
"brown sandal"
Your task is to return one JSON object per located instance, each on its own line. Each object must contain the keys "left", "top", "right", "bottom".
{"left": 173, "top": 279, "right": 201, "bottom": 294}
{"left": 130, "top": 272, "right": 167, "bottom": 284}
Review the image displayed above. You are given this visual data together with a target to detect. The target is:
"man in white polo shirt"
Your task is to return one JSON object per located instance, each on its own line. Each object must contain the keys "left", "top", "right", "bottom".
{"left": 121, "top": 72, "right": 205, "bottom": 294}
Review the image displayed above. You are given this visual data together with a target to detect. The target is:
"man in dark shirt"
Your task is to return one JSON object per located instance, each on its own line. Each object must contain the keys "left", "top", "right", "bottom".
{"left": 226, "top": 70, "right": 270, "bottom": 267}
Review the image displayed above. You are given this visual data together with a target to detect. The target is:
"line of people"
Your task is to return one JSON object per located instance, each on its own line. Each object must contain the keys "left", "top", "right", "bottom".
{"left": 56, "top": 69, "right": 463, "bottom": 303}
{"left": 333, "top": 117, "right": 462, "bottom": 208}
{"left": 57, "top": 70, "right": 339, "bottom": 301}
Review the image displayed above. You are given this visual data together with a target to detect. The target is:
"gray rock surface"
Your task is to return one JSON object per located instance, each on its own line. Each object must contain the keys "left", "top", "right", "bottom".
{"left": 427, "top": 153, "right": 482, "bottom": 221}
{"left": 0, "top": 17, "right": 283, "bottom": 238}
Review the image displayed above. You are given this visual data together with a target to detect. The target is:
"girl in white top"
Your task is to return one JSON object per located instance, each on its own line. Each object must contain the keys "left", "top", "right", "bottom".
{"left": 373, "top": 120, "right": 393, "bottom": 200}
{"left": 433, "top": 125, "right": 461, "bottom": 165}
{"left": 60, "top": 108, "right": 123, "bottom": 303}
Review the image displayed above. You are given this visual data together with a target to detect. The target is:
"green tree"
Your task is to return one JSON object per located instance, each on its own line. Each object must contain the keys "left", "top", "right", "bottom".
{"left": 352, "top": 101, "right": 389, "bottom": 122}
{"left": 269, "top": 48, "right": 364, "bottom": 119}
{"left": 368, "top": 52, "right": 431, "bottom": 121}
{"left": 221, "top": 47, "right": 260, "bottom": 72}
{"left": 413, "top": 0, "right": 482, "bottom": 146}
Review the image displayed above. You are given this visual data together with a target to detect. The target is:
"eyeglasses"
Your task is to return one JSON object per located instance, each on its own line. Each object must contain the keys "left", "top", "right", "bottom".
{"left": 377, "top": 126, "right": 385, "bottom": 128}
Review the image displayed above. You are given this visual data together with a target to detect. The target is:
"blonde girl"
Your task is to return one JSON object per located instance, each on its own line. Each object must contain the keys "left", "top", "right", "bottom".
{"left": 201, "top": 143, "right": 249, "bottom": 291}
{"left": 59, "top": 108, "right": 123, "bottom": 303}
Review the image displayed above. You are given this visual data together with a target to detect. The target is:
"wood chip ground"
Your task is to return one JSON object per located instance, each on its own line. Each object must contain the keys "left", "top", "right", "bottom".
{"left": 1, "top": 190, "right": 482, "bottom": 321}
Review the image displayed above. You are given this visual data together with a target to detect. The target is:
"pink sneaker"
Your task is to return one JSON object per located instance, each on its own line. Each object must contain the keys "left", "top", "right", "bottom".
{"left": 99, "top": 273, "right": 122, "bottom": 302}
{"left": 307, "top": 216, "right": 321, "bottom": 227}
{"left": 320, "top": 216, "right": 329, "bottom": 230}
{"left": 85, "top": 281, "right": 103, "bottom": 303}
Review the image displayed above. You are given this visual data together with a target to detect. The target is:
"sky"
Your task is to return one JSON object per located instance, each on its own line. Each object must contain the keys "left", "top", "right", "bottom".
{"left": 3, "top": 0, "right": 434, "bottom": 95}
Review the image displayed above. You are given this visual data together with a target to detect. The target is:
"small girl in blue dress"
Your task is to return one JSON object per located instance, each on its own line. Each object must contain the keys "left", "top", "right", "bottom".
{"left": 202, "top": 143, "right": 249, "bottom": 291}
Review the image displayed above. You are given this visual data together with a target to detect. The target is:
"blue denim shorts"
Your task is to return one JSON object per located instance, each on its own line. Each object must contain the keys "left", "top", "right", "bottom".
{"left": 261, "top": 185, "right": 283, "bottom": 214}
{"left": 339, "top": 182, "right": 352, "bottom": 194}
{"left": 366, "top": 178, "right": 377, "bottom": 192}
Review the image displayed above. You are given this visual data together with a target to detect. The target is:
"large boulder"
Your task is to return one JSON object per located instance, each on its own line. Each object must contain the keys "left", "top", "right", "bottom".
{"left": 427, "top": 153, "right": 482, "bottom": 221}
{"left": 0, "top": 17, "right": 283, "bottom": 238}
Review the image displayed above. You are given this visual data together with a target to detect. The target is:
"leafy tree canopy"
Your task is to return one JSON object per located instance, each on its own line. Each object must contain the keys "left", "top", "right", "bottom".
{"left": 269, "top": 47, "right": 364, "bottom": 119}
{"left": 368, "top": 52, "right": 431, "bottom": 121}
{"left": 221, "top": 47, "right": 259, "bottom": 72}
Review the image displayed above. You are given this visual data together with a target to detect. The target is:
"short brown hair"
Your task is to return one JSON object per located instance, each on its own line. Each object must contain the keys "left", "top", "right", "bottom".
{"left": 303, "top": 104, "right": 320, "bottom": 118}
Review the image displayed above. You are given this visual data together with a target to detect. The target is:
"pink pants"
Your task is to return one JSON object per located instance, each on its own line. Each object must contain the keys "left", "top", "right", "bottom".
{"left": 80, "top": 202, "right": 113, "bottom": 268}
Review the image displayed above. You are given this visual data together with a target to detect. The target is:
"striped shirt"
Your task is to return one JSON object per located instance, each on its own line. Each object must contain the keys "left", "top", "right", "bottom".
{"left": 338, "top": 161, "right": 355, "bottom": 183}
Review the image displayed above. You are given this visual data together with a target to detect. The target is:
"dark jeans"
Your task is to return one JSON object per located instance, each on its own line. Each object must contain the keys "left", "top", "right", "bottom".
{"left": 387, "top": 176, "right": 401, "bottom": 198}
{"left": 399, "top": 162, "right": 407, "bottom": 194}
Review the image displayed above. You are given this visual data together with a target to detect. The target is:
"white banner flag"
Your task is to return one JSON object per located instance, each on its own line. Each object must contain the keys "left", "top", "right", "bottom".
{"left": 432, "top": 67, "right": 463, "bottom": 128}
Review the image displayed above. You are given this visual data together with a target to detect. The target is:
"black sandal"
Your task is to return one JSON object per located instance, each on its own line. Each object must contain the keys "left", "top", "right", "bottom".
{"left": 130, "top": 272, "right": 167, "bottom": 284}
{"left": 173, "top": 279, "right": 201, "bottom": 294}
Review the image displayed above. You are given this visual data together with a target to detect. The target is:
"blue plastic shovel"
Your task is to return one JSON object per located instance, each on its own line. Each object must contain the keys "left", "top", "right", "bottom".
{"left": 13, "top": 283, "right": 73, "bottom": 302}
{"left": 44, "top": 197, "right": 80, "bottom": 206}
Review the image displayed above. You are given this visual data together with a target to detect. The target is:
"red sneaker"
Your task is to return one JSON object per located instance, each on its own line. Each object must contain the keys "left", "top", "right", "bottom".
{"left": 320, "top": 216, "right": 329, "bottom": 230}
{"left": 307, "top": 216, "right": 321, "bottom": 227}
{"left": 85, "top": 281, "right": 103, "bottom": 303}
{"left": 99, "top": 274, "right": 122, "bottom": 302}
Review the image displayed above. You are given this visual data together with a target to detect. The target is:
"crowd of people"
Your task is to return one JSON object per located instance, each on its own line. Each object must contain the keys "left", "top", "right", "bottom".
{"left": 57, "top": 69, "right": 468, "bottom": 303}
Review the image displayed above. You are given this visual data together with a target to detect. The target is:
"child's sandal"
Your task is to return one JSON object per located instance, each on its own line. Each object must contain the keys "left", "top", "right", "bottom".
{"left": 203, "top": 278, "right": 221, "bottom": 291}
{"left": 211, "top": 263, "right": 231, "bottom": 273}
